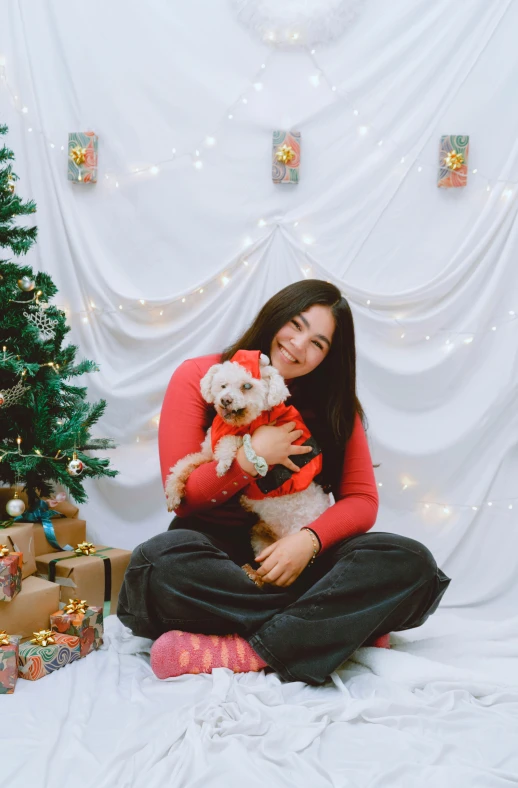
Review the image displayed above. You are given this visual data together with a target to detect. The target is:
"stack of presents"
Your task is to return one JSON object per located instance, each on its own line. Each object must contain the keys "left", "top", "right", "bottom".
{"left": 0, "top": 488, "right": 131, "bottom": 693}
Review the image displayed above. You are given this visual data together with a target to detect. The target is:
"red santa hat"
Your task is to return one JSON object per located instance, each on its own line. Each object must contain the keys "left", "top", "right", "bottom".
{"left": 230, "top": 349, "right": 263, "bottom": 379}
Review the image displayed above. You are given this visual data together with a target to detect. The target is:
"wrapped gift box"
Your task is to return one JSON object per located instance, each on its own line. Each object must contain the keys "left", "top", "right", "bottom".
{"left": 50, "top": 603, "right": 103, "bottom": 657}
{"left": 0, "top": 550, "right": 22, "bottom": 602}
{"left": 0, "top": 523, "right": 35, "bottom": 578}
{"left": 272, "top": 130, "right": 301, "bottom": 184}
{"left": 0, "top": 632, "right": 20, "bottom": 694}
{"left": 18, "top": 631, "right": 80, "bottom": 681}
{"left": 68, "top": 131, "right": 98, "bottom": 184}
{"left": 0, "top": 575, "right": 60, "bottom": 639}
{"left": 438, "top": 135, "right": 469, "bottom": 188}
{"left": 33, "top": 518, "right": 86, "bottom": 557}
{"left": 36, "top": 546, "right": 131, "bottom": 615}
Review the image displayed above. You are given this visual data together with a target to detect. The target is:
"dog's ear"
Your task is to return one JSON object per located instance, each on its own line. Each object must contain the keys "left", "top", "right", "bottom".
{"left": 260, "top": 365, "right": 290, "bottom": 408}
{"left": 200, "top": 364, "right": 221, "bottom": 404}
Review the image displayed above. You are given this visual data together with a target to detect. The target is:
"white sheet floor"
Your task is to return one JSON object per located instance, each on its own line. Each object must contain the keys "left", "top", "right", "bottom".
{"left": 2, "top": 610, "right": 517, "bottom": 788}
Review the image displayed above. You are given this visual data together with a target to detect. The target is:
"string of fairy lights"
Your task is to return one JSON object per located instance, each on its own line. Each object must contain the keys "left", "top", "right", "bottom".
{"left": 1, "top": 48, "right": 517, "bottom": 521}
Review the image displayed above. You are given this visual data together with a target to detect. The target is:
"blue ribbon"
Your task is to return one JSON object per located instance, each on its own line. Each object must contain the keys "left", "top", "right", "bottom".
{"left": 14, "top": 497, "right": 73, "bottom": 551}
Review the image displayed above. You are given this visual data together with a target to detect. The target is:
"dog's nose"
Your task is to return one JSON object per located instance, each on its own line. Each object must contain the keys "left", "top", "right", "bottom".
{"left": 221, "top": 397, "right": 233, "bottom": 408}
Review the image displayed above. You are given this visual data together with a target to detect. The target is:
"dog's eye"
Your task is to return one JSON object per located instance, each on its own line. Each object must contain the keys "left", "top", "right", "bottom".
{"left": 221, "top": 384, "right": 227, "bottom": 389}
{"left": 242, "top": 383, "right": 252, "bottom": 390}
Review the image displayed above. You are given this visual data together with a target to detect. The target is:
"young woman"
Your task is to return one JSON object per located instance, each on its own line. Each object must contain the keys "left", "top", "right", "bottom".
{"left": 117, "top": 280, "right": 451, "bottom": 686}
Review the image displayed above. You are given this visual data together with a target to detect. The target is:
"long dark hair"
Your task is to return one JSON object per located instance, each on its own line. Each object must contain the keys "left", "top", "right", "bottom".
{"left": 222, "top": 280, "right": 367, "bottom": 495}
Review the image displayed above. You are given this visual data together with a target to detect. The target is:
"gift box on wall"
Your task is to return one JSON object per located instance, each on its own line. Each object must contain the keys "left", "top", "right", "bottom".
{"left": 68, "top": 131, "right": 98, "bottom": 184}
{"left": 18, "top": 631, "right": 81, "bottom": 681}
{"left": 36, "top": 546, "right": 131, "bottom": 615}
{"left": 0, "top": 575, "right": 60, "bottom": 639}
{"left": 0, "top": 631, "right": 20, "bottom": 694}
{"left": 0, "top": 523, "right": 35, "bottom": 579}
{"left": 272, "top": 130, "right": 301, "bottom": 184}
{"left": 0, "top": 549, "right": 22, "bottom": 602}
{"left": 438, "top": 135, "right": 469, "bottom": 188}
{"left": 50, "top": 601, "right": 103, "bottom": 657}
{"left": 33, "top": 518, "right": 86, "bottom": 557}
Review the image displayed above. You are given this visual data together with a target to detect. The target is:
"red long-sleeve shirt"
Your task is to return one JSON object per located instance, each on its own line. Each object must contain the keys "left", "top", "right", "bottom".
{"left": 158, "top": 354, "right": 379, "bottom": 553}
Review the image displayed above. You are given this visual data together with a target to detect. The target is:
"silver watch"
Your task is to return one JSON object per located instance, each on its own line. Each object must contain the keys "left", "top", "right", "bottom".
{"left": 242, "top": 434, "right": 268, "bottom": 477}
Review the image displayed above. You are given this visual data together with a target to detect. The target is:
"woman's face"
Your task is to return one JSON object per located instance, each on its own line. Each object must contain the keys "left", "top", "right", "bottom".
{"left": 269, "top": 304, "right": 335, "bottom": 380}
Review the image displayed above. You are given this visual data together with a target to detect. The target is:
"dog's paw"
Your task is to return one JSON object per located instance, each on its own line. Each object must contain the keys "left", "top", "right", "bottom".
{"left": 241, "top": 563, "right": 265, "bottom": 588}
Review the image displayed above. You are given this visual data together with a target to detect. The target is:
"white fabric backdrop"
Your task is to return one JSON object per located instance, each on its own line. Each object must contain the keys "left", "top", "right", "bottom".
{"left": 1, "top": 2, "right": 518, "bottom": 785}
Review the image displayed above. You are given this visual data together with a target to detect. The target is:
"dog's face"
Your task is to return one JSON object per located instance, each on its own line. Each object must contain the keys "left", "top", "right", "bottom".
{"left": 200, "top": 356, "right": 289, "bottom": 427}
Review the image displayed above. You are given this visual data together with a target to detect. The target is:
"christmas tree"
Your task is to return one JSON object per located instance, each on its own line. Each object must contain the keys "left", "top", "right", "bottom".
{"left": 0, "top": 123, "right": 117, "bottom": 522}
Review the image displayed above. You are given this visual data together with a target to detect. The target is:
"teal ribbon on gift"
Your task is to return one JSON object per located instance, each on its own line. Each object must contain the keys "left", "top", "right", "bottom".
{"left": 47, "top": 548, "right": 114, "bottom": 618}
{"left": 13, "top": 497, "right": 71, "bottom": 551}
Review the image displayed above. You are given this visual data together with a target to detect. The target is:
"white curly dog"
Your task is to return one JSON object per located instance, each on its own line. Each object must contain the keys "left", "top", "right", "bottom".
{"left": 165, "top": 352, "right": 330, "bottom": 585}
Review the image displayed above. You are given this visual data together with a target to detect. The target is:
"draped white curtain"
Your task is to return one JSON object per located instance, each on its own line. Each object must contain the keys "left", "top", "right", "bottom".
{"left": 1, "top": 0, "right": 517, "bottom": 624}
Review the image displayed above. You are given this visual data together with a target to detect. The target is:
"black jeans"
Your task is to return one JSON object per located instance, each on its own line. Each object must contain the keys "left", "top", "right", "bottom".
{"left": 117, "top": 516, "right": 451, "bottom": 686}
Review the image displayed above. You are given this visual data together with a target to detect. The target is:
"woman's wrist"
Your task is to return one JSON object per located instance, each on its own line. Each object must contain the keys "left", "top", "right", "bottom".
{"left": 236, "top": 445, "right": 258, "bottom": 477}
{"left": 301, "top": 528, "right": 321, "bottom": 566}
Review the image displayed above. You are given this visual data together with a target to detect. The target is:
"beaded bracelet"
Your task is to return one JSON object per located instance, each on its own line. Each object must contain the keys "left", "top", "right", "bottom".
{"left": 302, "top": 528, "right": 320, "bottom": 567}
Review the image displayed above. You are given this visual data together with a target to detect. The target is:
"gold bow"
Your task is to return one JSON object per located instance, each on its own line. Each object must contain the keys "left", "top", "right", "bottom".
{"left": 0, "top": 544, "right": 10, "bottom": 558}
{"left": 0, "top": 630, "right": 11, "bottom": 647}
{"left": 70, "top": 146, "right": 86, "bottom": 166}
{"left": 444, "top": 150, "right": 464, "bottom": 171}
{"left": 63, "top": 598, "right": 89, "bottom": 614}
{"left": 31, "top": 630, "right": 56, "bottom": 647}
{"left": 275, "top": 144, "right": 296, "bottom": 164}
{"left": 75, "top": 541, "right": 96, "bottom": 556}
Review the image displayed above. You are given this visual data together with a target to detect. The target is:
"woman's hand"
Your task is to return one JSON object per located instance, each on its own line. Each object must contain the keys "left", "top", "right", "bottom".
{"left": 255, "top": 530, "right": 316, "bottom": 587}
{"left": 251, "top": 421, "right": 312, "bottom": 473}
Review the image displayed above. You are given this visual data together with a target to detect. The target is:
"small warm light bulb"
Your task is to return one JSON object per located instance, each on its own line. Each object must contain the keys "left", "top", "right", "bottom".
{"left": 16, "top": 437, "right": 22, "bottom": 444}
{"left": 472, "top": 169, "right": 478, "bottom": 174}
{"left": 302, "top": 235, "right": 314, "bottom": 245}
{"left": 488, "top": 501, "right": 492, "bottom": 506}
{"left": 205, "top": 137, "right": 216, "bottom": 147}
{"left": 115, "top": 182, "right": 119, "bottom": 188}
{"left": 472, "top": 506, "right": 478, "bottom": 511}
{"left": 400, "top": 333, "right": 405, "bottom": 339}
{"left": 426, "top": 335, "right": 430, "bottom": 340}
{"left": 90, "top": 301, "right": 96, "bottom": 308}
{"left": 400, "top": 157, "right": 405, "bottom": 163}
{"left": 261, "top": 63, "right": 266, "bottom": 69}
{"left": 150, "top": 166, "right": 159, "bottom": 175}
{"left": 159, "top": 310, "right": 164, "bottom": 316}
{"left": 502, "top": 188, "right": 513, "bottom": 199}
{"left": 353, "top": 109, "right": 359, "bottom": 116}
{"left": 194, "top": 160, "right": 203, "bottom": 169}
{"left": 291, "top": 32, "right": 299, "bottom": 40}
{"left": 293, "top": 221, "right": 299, "bottom": 227}
{"left": 199, "top": 288, "right": 204, "bottom": 294}
{"left": 443, "top": 507, "right": 450, "bottom": 514}
{"left": 243, "top": 260, "right": 249, "bottom": 266}
{"left": 491, "top": 326, "right": 497, "bottom": 331}
{"left": 509, "top": 310, "right": 515, "bottom": 316}
{"left": 463, "top": 336, "right": 474, "bottom": 344}
{"left": 358, "top": 126, "right": 369, "bottom": 136}
{"left": 242, "top": 97, "right": 248, "bottom": 104}
{"left": 509, "top": 504, "right": 513, "bottom": 510}
{"left": 139, "top": 299, "right": 146, "bottom": 305}
{"left": 50, "top": 143, "right": 55, "bottom": 148}
{"left": 417, "top": 166, "right": 422, "bottom": 172}
{"left": 172, "top": 148, "right": 176, "bottom": 154}
{"left": 181, "top": 297, "right": 186, "bottom": 303}
{"left": 258, "top": 218, "right": 266, "bottom": 227}
{"left": 402, "top": 484, "right": 408, "bottom": 490}
{"left": 22, "top": 106, "right": 28, "bottom": 113}
{"left": 331, "top": 85, "right": 337, "bottom": 91}
{"left": 195, "top": 150, "right": 200, "bottom": 156}
{"left": 378, "top": 482, "right": 383, "bottom": 487}
{"left": 221, "top": 276, "right": 230, "bottom": 286}
{"left": 253, "top": 82, "right": 263, "bottom": 91}
{"left": 377, "top": 140, "right": 383, "bottom": 146}
{"left": 243, "top": 236, "right": 253, "bottom": 248}
{"left": 309, "top": 74, "right": 321, "bottom": 87}
{"left": 228, "top": 114, "right": 233, "bottom": 120}
{"left": 82, "top": 316, "right": 88, "bottom": 323}
{"left": 366, "top": 300, "right": 371, "bottom": 305}
{"left": 424, "top": 504, "right": 430, "bottom": 509}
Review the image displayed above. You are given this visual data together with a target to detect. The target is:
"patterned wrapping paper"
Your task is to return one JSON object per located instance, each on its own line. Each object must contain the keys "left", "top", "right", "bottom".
{"left": 272, "top": 130, "right": 301, "bottom": 184}
{"left": 68, "top": 131, "right": 98, "bottom": 184}
{"left": 50, "top": 605, "right": 103, "bottom": 657}
{"left": 18, "top": 632, "right": 80, "bottom": 681}
{"left": 0, "top": 634, "right": 20, "bottom": 694}
{"left": 0, "top": 551, "right": 22, "bottom": 602}
{"left": 438, "top": 135, "right": 469, "bottom": 188}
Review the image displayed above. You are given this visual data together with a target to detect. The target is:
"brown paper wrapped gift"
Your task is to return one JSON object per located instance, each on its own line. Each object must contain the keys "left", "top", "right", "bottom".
{"left": 0, "top": 523, "right": 36, "bottom": 579}
{"left": 36, "top": 546, "right": 131, "bottom": 615}
{"left": 0, "top": 575, "right": 60, "bottom": 639}
{"left": 33, "top": 518, "right": 86, "bottom": 557}
{"left": 42, "top": 497, "right": 80, "bottom": 519}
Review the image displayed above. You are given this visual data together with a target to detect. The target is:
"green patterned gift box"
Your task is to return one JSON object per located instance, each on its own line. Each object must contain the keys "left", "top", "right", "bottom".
{"left": 272, "top": 130, "right": 301, "bottom": 184}
{"left": 50, "top": 599, "right": 103, "bottom": 657}
{"left": 0, "top": 631, "right": 20, "bottom": 694}
{"left": 68, "top": 131, "right": 98, "bottom": 184}
{"left": 18, "top": 630, "right": 80, "bottom": 681}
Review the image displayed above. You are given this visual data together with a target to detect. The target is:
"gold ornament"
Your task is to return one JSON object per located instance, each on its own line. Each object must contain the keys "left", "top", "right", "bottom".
{"left": 31, "top": 630, "right": 56, "bottom": 647}
{"left": 75, "top": 541, "right": 96, "bottom": 556}
{"left": 444, "top": 150, "right": 464, "bottom": 171}
{"left": 63, "top": 598, "right": 89, "bottom": 614}
{"left": 17, "top": 276, "right": 35, "bottom": 292}
{"left": 275, "top": 144, "right": 296, "bottom": 164}
{"left": 70, "top": 146, "right": 86, "bottom": 166}
{"left": 6, "top": 175, "right": 15, "bottom": 194}
{"left": 67, "top": 452, "right": 84, "bottom": 477}
{"left": 0, "top": 630, "right": 11, "bottom": 646}
{"left": 0, "top": 545, "right": 10, "bottom": 558}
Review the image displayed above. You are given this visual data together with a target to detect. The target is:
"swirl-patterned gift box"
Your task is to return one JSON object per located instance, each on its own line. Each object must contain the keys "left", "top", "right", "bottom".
{"left": 50, "top": 602, "right": 103, "bottom": 657}
{"left": 438, "top": 135, "right": 469, "bottom": 188}
{"left": 0, "top": 549, "right": 22, "bottom": 602}
{"left": 0, "top": 632, "right": 20, "bottom": 694}
{"left": 68, "top": 131, "right": 98, "bottom": 184}
{"left": 18, "top": 632, "right": 80, "bottom": 681}
{"left": 272, "top": 130, "right": 301, "bottom": 184}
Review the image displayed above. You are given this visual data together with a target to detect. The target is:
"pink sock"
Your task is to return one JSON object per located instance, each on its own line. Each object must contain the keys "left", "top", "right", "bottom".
{"left": 372, "top": 633, "right": 391, "bottom": 649}
{"left": 150, "top": 630, "right": 269, "bottom": 679}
